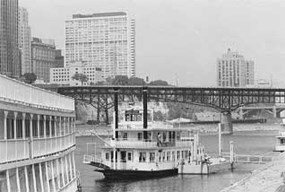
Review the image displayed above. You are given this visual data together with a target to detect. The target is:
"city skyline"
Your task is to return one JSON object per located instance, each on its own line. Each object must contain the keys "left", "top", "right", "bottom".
{"left": 19, "top": 0, "right": 285, "bottom": 86}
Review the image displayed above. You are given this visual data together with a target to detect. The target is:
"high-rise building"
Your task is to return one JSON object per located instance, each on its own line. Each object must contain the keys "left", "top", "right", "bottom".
{"left": 0, "top": 0, "right": 21, "bottom": 77}
{"left": 55, "top": 49, "right": 64, "bottom": 68}
{"left": 217, "top": 48, "right": 254, "bottom": 87}
{"left": 65, "top": 12, "right": 136, "bottom": 79}
{"left": 31, "top": 37, "right": 56, "bottom": 82}
{"left": 19, "top": 7, "right": 31, "bottom": 75}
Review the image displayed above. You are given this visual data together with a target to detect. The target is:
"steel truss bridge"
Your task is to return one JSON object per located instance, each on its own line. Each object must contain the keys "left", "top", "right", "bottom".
{"left": 57, "top": 86, "right": 285, "bottom": 111}
{"left": 56, "top": 86, "right": 285, "bottom": 133}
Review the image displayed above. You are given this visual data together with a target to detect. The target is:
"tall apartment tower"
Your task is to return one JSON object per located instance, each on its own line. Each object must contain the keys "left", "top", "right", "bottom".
{"left": 217, "top": 49, "right": 254, "bottom": 87}
{"left": 65, "top": 12, "right": 136, "bottom": 79}
{"left": 19, "top": 7, "right": 31, "bottom": 75}
{"left": 0, "top": 0, "right": 21, "bottom": 77}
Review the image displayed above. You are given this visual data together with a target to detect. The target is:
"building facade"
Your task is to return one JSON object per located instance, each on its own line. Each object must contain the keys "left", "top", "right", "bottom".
{"left": 50, "top": 61, "right": 104, "bottom": 86}
{"left": 0, "top": 74, "right": 78, "bottom": 192}
{"left": 31, "top": 37, "right": 56, "bottom": 82}
{"left": 65, "top": 12, "right": 136, "bottom": 79}
{"left": 19, "top": 7, "right": 32, "bottom": 75}
{"left": 0, "top": 0, "right": 21, "bottom": 77}
{"left": 217, "top": 49, "right": 254, "bottom": 87}
{"left": 55, "top": 49, "right": 64, "bottom": 68}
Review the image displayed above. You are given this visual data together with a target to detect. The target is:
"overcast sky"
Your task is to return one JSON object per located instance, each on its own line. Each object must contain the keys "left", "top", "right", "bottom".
{"left": 20, "top": 0, "right": 285, "bottom": 86}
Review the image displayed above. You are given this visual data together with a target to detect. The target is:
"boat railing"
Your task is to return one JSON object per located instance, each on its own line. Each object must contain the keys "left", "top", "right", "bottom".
{"left": 0, "top": 133, "right": 75, "bottom": 164}
{"left": 114, "top": 139, "right": 157, "bottom": 148}
{"left": 118, "top": 121, "right": 173, "bottom": 130}
{"left": 111, "top": 138, "right": 193, "bottom": 148}
{"left": 278, "top": 132, "right": 285, "bottom": 137}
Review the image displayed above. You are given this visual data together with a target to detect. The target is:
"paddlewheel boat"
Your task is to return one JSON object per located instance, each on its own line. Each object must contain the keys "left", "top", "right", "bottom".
{"left": 83, "top": 104, "right": 231, "bottom": 180}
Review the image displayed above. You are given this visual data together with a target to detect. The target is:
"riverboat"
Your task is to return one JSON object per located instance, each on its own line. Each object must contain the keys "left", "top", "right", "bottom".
{"left": 0, "top": 74, "right": 79, "bottom": 192}
{"left": 83, "top": 104, "right": 231, "bottom": 179}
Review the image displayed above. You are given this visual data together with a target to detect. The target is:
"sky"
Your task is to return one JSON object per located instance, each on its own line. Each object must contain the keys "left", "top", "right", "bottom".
{"left": 20, "top": 0, "right": 285, "bottom": 87}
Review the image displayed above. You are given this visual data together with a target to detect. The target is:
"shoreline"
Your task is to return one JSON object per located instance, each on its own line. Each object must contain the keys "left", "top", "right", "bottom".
{"left": 75, "top": 123, "right": 281, "bottom": 137}
{"left": 221, "top": 152, "right": 285, "bottom": 192}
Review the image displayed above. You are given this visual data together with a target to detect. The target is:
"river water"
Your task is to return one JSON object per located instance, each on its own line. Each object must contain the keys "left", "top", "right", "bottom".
{"left": 75, "top": 124, "right": 280, "bottom": 192}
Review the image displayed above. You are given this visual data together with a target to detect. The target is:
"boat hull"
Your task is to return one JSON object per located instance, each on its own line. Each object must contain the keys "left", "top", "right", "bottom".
{"left": 96, "top": 168, "right": 178, "bottom": 180}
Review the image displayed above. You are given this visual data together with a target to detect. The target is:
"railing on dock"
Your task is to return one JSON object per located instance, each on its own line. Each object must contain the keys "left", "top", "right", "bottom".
{"left": 222, "top": 152, "right": 273, "bottom": 164}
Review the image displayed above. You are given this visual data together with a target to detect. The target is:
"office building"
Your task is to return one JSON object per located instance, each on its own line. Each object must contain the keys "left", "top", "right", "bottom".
{"left": 217, "top": 49, "right": 254, "bottom": 87}
{"left": 65, "top": 12, "right": 135, "bottom": 79}
{"left": 31, "top": 37, "right": 56, "bottom": 82}
{"left": 19, "top": 7, "right": 32, "bottom": 75}
{"left": 55, "top": 49, "right": 64, "bottom": 68}
{"left": 50, "top": 61, "right": 104, "bottom": 86}
{"left": 0, "top": 0, "right": 20, "bottom": 77}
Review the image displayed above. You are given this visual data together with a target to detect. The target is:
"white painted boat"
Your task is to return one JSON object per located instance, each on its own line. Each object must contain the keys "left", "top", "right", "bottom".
{"left": 83, "top": 104, "right": 232, "bottom": 179}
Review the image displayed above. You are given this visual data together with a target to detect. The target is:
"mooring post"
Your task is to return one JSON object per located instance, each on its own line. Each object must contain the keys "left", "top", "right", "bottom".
{"left": 218, "top": 123, "right": 222, "bottom": 157}
{"left": 143, "top": 88, "right": 148, "bottom": 140}
{"left": 114, "top": 89, "right": 118, "bottom": 139}
{"left": 230, "top": 141, "right": 234, "bottom": 170}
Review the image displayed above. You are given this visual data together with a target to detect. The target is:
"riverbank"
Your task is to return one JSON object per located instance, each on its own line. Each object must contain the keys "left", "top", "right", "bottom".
{"left": 221, "top": 152, "right": 285, "bottom": 192}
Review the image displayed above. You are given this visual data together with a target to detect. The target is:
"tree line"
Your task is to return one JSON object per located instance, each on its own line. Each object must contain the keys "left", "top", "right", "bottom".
{"left": 94, "top": 75, "right": 169, "bottom": 86}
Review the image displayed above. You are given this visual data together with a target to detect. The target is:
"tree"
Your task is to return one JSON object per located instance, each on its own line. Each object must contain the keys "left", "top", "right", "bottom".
{"left": 148, "top": 80, "right": 169, "bottom": 86}
{"left": 72, "top": 73, "right": 88, "bottom": 85}
{"left": 94, "top": 81, "right": 105, "bottom": 85}
{"left": 112, "top": 75, "right": 129, "bottom": 85}
{"left": 23, "top": 73, "right": 37, "bottom": 84}
{"left": 128, "top": 77, "right": 146, "bottom": 85}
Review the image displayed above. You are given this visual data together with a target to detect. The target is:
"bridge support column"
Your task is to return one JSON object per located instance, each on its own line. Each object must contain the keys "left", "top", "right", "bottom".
{"left": 220, "top": 112, "right": 233, "bottom": 134}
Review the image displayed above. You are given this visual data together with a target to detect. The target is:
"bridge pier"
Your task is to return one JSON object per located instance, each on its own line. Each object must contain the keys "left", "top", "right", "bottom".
{"left": 221, "top": 112, "right": 233, "bottom": 134}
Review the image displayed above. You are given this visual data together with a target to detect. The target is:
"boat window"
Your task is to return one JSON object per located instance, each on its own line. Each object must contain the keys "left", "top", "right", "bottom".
{"left": 123, "top": 133, "right": 128, "bottom": 140}
{"left": 149, "top": 152, "right": 155, "bottom": 162}
{"left": 138, "top": 132, "right": 142, "bottom": 141}
{"left": 167, "top": 151, "right": 170, "bottom": 161}
{"left": 184, "top": 150, "right": 188, "bottom": 159}
{"left": 121, "top": 151, "right": 126, "bottom": 162}
{"left": 158, "top": 152, "right": 162, "bottom": 162}
{"left": 177, "top": 151, "right": 180, "bottom": 160}
{"left": 128, "top": 152, "right": 132, "bottom": 161}
{"left": 163, "top": 132, "right": 167, "bottom": 142}
{"left": 181, "top": 151, "right": 184, "bottom": 159}
{"left": 139, "top": 152, "right": 146, "bottom": 162}
{"left": 172, "top": 151, "right": 175, "bottom": 161}
{"left": 105, "top": 153, "right": 109, "bottom": 161}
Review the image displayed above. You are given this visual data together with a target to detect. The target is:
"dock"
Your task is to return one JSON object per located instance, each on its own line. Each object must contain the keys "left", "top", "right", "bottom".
{"left": 221, "top": 152, "right": 285, "bottom": 192}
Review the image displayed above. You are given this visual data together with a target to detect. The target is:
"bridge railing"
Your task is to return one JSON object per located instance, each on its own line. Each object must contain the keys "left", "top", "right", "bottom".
{"left": 0, "top": 74, "right": 74, "bottom": 112}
